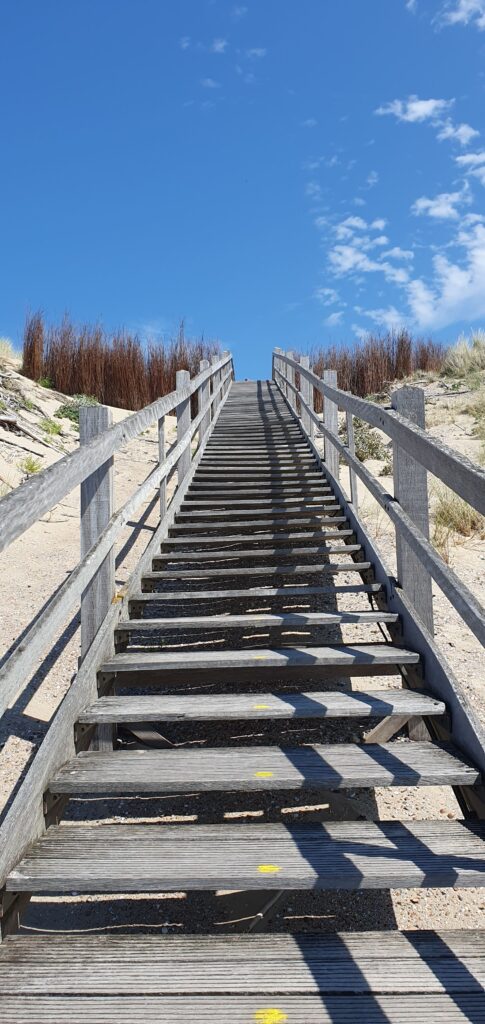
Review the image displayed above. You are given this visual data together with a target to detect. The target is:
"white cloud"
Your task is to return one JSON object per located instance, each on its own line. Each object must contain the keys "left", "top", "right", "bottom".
{"left": 440, "top": 1, "right": 485, "bottom": 29}
{"left": 371, "top": 218, "right": 387, "bottom": 230}
{"left": 352, "top": 323, "right": 370, "bottom": 340}
{"left": 324, "top": 311, "right": 344, "bottom": 327}
{"left": 232, "top": 5, "right": 248, "bottom": 17}
{"left": 367, "top": 170, "right": 379, "bottom": 187}
{"left": 383, "top": 246, "right": 414, "bottom": 261}
{"left": 301, "top": 118, "right": 317, "bottom": 128}
{"left": 201, "top": 78, "right": 221, "bottom": 89}
{"left": 406, "top": 221, "right": 485, "bottom": 328}
{"left": 436, "top": 119, "right": 479, "bottom": 146}
{"left": 329, "top": 245, "right": 410, "bottom": 284}
{"left": 375, "top": 95, "right": 453, "bottom": 123}
{"left": 406, "top": 0, "right": 418, "bottom": 10}
{"left": 180, "top": 36, "right": 191, "bottom": 50}
{"left": 314, "top": 287, "right": 340, "bottom": 306}
{"left": 353, "top": 197, "right": 366, "bottom": 207}
{"left": 456, "top": 150, "right": 485, "bottom": 186}
{"left": 246, "top": 48, "right": 267, "bottom": 58}
{"left": 411, "top": 187, "right": 471, "bottom": 219}
{"left": 212, "top": 38, "right": 228, "bottom": 53}
{"left": 363, "top": 306, "right": 408, "bottom": 330}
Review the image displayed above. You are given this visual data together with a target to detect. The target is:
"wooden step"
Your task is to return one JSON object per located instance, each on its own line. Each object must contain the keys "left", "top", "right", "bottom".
{"left": 175, "top": 505, "right": 342, "bottom": 522}
{"left": 8, "top": 820, "right": 485, "bottom": 893}
{"left": 100, "top": 644, "right": 419, "bottom": 681}
{"left": 50, "top": 742, "right": 477, "bottom": 796}
{"left": 192, "top": 472, "right": 325, "bottom": 482}
{"left": 164, "top": 529, "right": 354, "bottom": 547}
{"left": 79, "top": 688, "right": 446, "bottom": 724}
{"left": 152, "top": 545, "right": 362, "bottom": 565}
{"left": 181, "top": 498, "right": 338, "bottom": 511}
{"left": 119, "top": 610, "right": 397, "bottom": 633}
{"left": 170, "top": 516, "right": 349, "bottom": 535}
{"left": 2, "top": 930, "right": 484, "bottom": 1004}
{"left": 131, "top": 583, "right": 383, "bottom": 606}
{"left": 184, "top": 489, "right": 332, "bottom": 502}
{"left": 4, "top": 994, "right": 485, "bottom": 1022}
{"left": 142, "top": 562, "right": 372, "bottom": 584}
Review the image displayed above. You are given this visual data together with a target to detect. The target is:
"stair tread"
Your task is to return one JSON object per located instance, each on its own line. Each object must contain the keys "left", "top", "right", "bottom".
{"left": 1, "top": 929, "right": 484, "bottom": 998}
{"left": 79, "top": 688, "right": 445, "bottom": 723}
{"left": 100, "top": 643, "right": 420, "bottom": 674}
{"left": 165, "top": 530, "right": 352, "bottom": 545}
{"left": 119, "top": 611, "right": 397, "bottom": 631}
{"left": 153, "top": 545, "right": 361, "bottom": 563}
{"left": 50, "top": 742, "right": 477, "bottom": 795}
{"left": 8, "top": 820, "right": 485, "bottom": 892}
{"left": 132, "top": 584, "right": 383, "bottom": 601}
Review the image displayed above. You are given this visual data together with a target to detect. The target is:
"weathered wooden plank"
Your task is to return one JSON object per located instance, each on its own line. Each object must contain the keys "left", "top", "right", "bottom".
{"left": 392, "top": 386, "right": 434, "bottom": 634}
{"left": 276, "top": 350, "right": 485, "bottom": 514}
{"left": 7, "top": 820, "right": 485, "bottom": 893}
{"left": 119, "top": 610, "right": 397, "bottom": 632}
{"left": 79, "top": 688, "right": 445, "bottom": 724}
{"left": 132, "top": 582, "right": 383, "bottom": 603}
{"left": 152, "top": 544, "right": 362, "bottom": 564}
{"left": 79, "top": 406, "right": 114, "bottom": 660}
{"left": 4, "top": 994, "right": 485, "bottom": 1021}
{"left": 164, "top": 528, "right": 353, "bottom": 546}
{"left": 100, "top": 643, "right": 419, "bottom": 676}
{"left": 143, "top": 561, "right": 371, "bottom": 582}
{"left": 50, "top": 742, "right": 477, "bottom": 795}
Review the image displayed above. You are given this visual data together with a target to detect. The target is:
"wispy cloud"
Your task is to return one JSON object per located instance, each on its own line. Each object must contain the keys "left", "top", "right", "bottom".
{"left": 382, "top": 246, "right": 414, "bottom": 261}
{"left": 406, "top": 0, "right": 418, "bottom": 11}
{"left": 180, "top": 36, "right": 191, "bottom": 50}
{"left": 436, "top": 119, "right": 479, "bottom": 145}
{"left": 375, "top": 95, "right": 453, "bottom": 122}
{"left": 439, "top": 0, "right": 485, "bottom": 30}
{"left": 456, "top": 150, "right": 485, "bottom": 185}
{"left": 246, "top": 47, "right": 267, "bottom": 58}
{"left": 324, "top": 310, "right": 344, "bottom": 326}
{"left": 232, "top": 5, "right": 248, "bottom": 18}
{"left": 361, "top": 306, "right": 408, "bottom": 330}
{"left": 411, "top": 186, "right": 471, "bottom": 219}
{"left": 366, "top": 170, "right": 379, "bottom": 187}
{"left": 328, "top": 216, "right": 410, "bottom": 285}
{"left": 406, "top": 221, "right": 485, "bottom": 328}
{"left": 301, "top": 118, "right": 318, "bottom": 128}
{"left": 211, "top": 38, "right": 228, "bottom": 53}
{"left": 201, "top": 78, "right": 221, "bottom": 89}
{"left": 314, "top": 286, "right": 340, "bottom": 306}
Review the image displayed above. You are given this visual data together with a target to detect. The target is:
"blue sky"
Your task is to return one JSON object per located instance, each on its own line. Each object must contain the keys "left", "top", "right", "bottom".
{"left": 1, "top": 0, "right": 485, "bottom": 379}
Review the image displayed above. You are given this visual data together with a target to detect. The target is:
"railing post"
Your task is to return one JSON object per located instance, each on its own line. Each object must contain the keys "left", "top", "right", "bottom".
{"left": 211, "top": 355, "right": 220, "bottom": 415}
{"left": 286, "top": 350, "right": 295, "bottom": 408}
{"left": 299, "top": 355, "right": 312, "bottom": 439}
{"left": 346, "top": 410, "right": 358, "bottom": 510}
{"left": 221, "top": 350, "right": 230, "bottom": 397}
{"left": 176, "top": 368, "right": 191, "bottom": 485}
{"left": 158, "top": 415, "right": 166, "bottom": 522}
{"left": 199, "top": 358, "right": 211, "bottom": 443}
{"left": 392, "top": 385, "right": 434, "bottom": 635}
{"left": 273, "top": 347, "right": 283, "bottom": 386}
{"left": 323, "top": 369, "right": 339, "bottom": 481}
{"left": 79, "top": 405, "right": 114, "bottom": 660}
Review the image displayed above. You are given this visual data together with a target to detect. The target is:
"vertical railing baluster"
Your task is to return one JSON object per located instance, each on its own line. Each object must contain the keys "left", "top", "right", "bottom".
{"left": 323, "top": 369, "right": 339, "bottom": 481}
{"left": 176, "top": 369, "right": 191, "bottom": 485}
{"left": 346, "top": 409, "right": 358, "bottom": 510}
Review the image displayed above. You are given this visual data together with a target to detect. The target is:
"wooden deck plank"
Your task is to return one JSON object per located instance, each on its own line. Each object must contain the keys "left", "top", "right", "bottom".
{"left": 50, "top": 742, "right": 477, "bottom": 795}
{"left": 7, "top": 820, "right": 485, "bottom": 892}
{"left": 79, "top": 688, "right": 445, "bottom": 724}
{"left": 118, "top": 611, "right": 398, "bottom": 631}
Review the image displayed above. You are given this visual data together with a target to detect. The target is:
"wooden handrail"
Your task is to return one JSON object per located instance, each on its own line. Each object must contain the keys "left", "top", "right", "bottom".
{"left": 0, "top": 353, "right": 234, "bottom": 553}
{"left": 273, "top": 354, "right": 485, "bottom": 648}
{"left": 274, "top": 350, "right": 485, "bottom": 515}
{"left": 0, "top": 360, "right": 233, "bottom": 716}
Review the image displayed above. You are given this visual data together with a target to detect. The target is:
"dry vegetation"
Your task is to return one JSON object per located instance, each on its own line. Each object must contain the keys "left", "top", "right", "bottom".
{"left": 22, "top": 313, "right": 221, "bottom": 411}
{"left": 306, "top": 330, "right": 445, "bottom": 401}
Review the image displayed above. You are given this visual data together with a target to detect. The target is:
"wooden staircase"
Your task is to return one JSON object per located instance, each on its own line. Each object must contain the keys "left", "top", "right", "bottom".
{"left": 2, "top": 379, "right": 485, "bottom": 1021}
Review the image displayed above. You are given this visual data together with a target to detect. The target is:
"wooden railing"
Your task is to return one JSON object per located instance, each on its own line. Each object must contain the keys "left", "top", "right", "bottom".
{"left": 0, "top": 353, "right": 234, "bottom": 717}
{"left": 273, "top": 348, "right": 485, "bottom": 648}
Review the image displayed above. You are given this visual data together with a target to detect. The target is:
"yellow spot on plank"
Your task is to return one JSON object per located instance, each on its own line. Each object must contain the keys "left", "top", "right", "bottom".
{"left": 258, "top": 864, "right": 281, "bottom": 874}
{"left": 254, "top": 1009, "right": 288, "bottom": 1024}
{"left": 254, "top": 704, "right": 271, "bottom": 710}
{"left": 255, "top": 771, "right": 273, "bottom": 778}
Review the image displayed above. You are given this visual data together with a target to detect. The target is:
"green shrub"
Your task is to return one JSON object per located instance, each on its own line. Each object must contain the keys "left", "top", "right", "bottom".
{"left": 22, "top": 397, "right": 35, "bottom": 411}
{"left": 40, "top": 417, "right": 62, "bottom": 436}
{"left": 55, "top": 394, "right": 99, "bottom": 425}
{"left": 38, "top": 376, "right": 54, "bottom": 389}
{"left": 353, "top": 419, "right": 388, "bottom": 462}
{"left": 19, "top": 455, "right": 42, "bottom": 475}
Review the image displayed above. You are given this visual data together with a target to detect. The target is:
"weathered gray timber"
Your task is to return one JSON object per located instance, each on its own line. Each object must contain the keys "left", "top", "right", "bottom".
{"left": 2, "top": 369, "right": 485, "bottom": 1013}
{"left": 7, "top": 820, "right": 485, "bottom": 892}
{"left": 79, "top": 406, "right": 115, "bottom": 658}
{"left": 392, "top": 385, "right": 434, "bottom": 634}
{"left": 79, "top": 688, "right": 445, "bottom": 723}
{"left": 49, "top": 741, "right": 478, "bottom": 795}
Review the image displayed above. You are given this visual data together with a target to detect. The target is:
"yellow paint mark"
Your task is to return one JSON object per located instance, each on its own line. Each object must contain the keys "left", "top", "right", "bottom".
{"left": 254, "top": 655, "right": 267, "bottom": 660}
{"left": 254, "top": 1009, "right": 288, "bottom": 1024}
{"left": 257, "top": 864, "right": 281, "bottom": 875}
{"left": 111, "top": 592, "right": 126, "bottom": 604}
{"left": 254, "top": 704, "right": 271, "bottom": 710}
{"left": 255, "top": 771, "right": 273, "bottom": 778}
